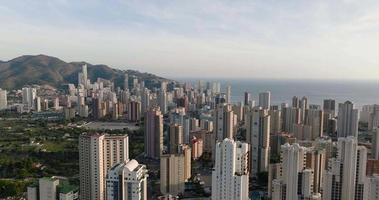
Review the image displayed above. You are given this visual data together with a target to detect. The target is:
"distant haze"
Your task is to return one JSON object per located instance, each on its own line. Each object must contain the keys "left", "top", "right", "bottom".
{"left": 1, "top": 0, "right": 379, "bottom": 79}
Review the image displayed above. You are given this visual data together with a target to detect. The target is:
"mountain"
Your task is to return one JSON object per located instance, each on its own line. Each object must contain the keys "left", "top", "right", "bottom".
{"left": 0, "top": 55, "right": 173, "bottom": 89}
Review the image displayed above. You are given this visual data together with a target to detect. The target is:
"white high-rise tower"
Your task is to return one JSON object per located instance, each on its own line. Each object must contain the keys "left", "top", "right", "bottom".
{"left": 212, "top": 138, "right": 249, "bottom": 200}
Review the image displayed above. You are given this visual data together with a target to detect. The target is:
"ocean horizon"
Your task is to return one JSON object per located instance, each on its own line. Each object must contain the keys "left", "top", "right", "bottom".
{"left": 176, "top": 78, "right": 379, "bottom": 109}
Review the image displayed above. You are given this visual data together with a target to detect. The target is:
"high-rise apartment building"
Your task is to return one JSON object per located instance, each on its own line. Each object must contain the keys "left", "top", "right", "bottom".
{"left": 79, "top": 133, "right": 129, "bottom": 200}
{"left": 323, "top": 99, "right": 336, "bottom": 117}
{"left": 272, "top": 143, "right": 321, "bottom": 200}
{"left": 124, "top": 73, "right": 129, "bottom": 90}
{"left": 269, "top": 108, "right": 282, "bottom": 134}
{"left": 337, "top": 101, "right": 359, "bottom": 138}
{"left": 128, "top": 101, "right": 141, "bottom": 122}
{"left": 0, "top": 88, "right": 7, "bottom": 110}
{"left": 211, "top": 138, "right": 249, "bottom": 200}
{"left": 323, "top": 137, "right": 367, "bottom": 200}
{"left": 282, "top": 107, "right": 301, "bottom": 133}
{"left": 159, "top": 89, "right": 168, "bottom": 114}
{"left": 244, "top": 92, "right": 251, "bottom": 106}
{"left": 160, "top": 154, "right": 186, "bottom": 196}
{"left": 22, "top": 87, "right": 37, "bottom": 110}
{"left": 105, "top": 159, "right": 148, "bottom": 200}
{"left": 304, "top": 108, "right": 324, "bottom": 140}
{"left": 214, "top": 103, "right": 235, "bottom": 141}
{"left": 245, "top": 107, "right": 270, "bottom": 177}
{"left": 226, "top": 85, "right": 231, "bottom": 104}
{"left": 372, "top": 129, "right": 379, "bottom": 160}
{"left": 144, "top": 107, "right": 163, "bottom": 159}
{"left": 78, "top": 64, "right": 88, "bottom": 88}
{"left": 169, "top": 124, "right": 183, "bottom": 154}
{"left": 259, "top": 91, "right": 271, "bottom": 110}
{"left": 366, "top": 175, "right": 379, "bottom": 200}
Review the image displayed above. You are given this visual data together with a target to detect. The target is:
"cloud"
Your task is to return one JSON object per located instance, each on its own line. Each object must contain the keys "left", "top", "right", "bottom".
{"left": 1, "top": 0, "right": 379, "bottom": 79}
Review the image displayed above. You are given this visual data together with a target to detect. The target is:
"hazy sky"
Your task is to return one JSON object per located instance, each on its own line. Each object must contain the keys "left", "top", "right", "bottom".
{"left": 1, "top": 0, "right": 379, "bottom": 79}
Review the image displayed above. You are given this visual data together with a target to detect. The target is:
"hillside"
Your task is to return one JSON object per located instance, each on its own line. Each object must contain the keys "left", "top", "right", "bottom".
{"left": 0, "top": 55, "right": 173, "bottom": 89}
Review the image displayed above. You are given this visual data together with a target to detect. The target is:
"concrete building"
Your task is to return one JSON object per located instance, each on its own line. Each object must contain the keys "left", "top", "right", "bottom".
{"left": 39, "top": 177, "right": 60, "bottom": 200}
{"left": 366, "top": 175, "right": 379, "bottom": 200}
{"left": 323, "top": 137, "right": 367, "bottom": 200}
{"left": 211, "top": 138, "right": 249, "bottom": 200}
{"left": 191, "top": 137, "right": 203, "bottom": 160}
{"left": 244, "top": 92, "right": 251, "bottom": 106}
{"left": 27, "top": 177, "right": 78, "bottom": 200}
{"left": 225, "top": 85, "right": 231, "bottom": 104}
{"left": 159, "top": 89, "right": 168, "bottom": 114}
{"left": 124, "top": 73, "right": 129, "bottom": 90}
{"left": 372, "top": 129, "right": 379, "bottom": 160}
{"left": 213, "top": 103, "right": 236, "bottom": 141}
{"left": 79, "top": 133, "right": 129, "bottom": 200}
{"left": 269, "top": 108, "right": 282, "bottom": 134}
{"left": 245, "top": 107, "right": 270, "bottom": 177}
{"left": 337, "top": 101, "right": 359, "bottom": 138}
{"left": 305, "top": 148, "right": 326, "bottom": 194}
{"left": 22, "top": 87, "right": 37, "bottom": 110}
{"left": 271, "top": 143, "right": 321, "bottom": 200}
{"left": 105, "top": 160, "right": 148, "bottom": 200}
{"left": 282, "top": 107, "right": 301, "bottom": 133}
{"left": 128, "top": 101, "right": 141, "bottom": 122}
{"left": 0, "top": 88, "right": 7, "bottom": 110}
{"left": 144, "top": 107, "right": 163, "bottom": 159}
{"left": 304, "top": 109, "right": 324, "bottom": 140}
{"left": 160, "top": 154, "right": 186, "bottom": 196}
{"left": 258, "top": 91, "right": 271, "bottom": 110}
{"left": 169, "top": 124, "right": 183, "bottom": 154}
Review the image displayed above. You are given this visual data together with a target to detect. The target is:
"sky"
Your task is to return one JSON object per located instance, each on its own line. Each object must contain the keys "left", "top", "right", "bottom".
{"left": 1, "top": 0, "right": 379, "bottom": 79}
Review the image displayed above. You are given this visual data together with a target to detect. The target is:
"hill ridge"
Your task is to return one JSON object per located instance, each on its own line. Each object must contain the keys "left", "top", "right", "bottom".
{"left": 0, "top": 54, "right": 172, "bottom": 89}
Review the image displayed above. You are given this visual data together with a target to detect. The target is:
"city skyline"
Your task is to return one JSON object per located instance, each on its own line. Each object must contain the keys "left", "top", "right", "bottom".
{"left": 2, "top": 0, "right": 379, "bottom": 79}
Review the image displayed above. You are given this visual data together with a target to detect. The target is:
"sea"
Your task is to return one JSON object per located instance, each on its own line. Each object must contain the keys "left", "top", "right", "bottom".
{"left": 177, "top": 78, "right": 379, "bottom": 110}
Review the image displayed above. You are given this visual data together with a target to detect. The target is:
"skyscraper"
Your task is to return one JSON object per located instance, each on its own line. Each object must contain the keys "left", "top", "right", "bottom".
{"left": 169, "top": 124, "right": 183, "bottom": 154}
{"left": 22, "top": 87, "right": 36, "bottom": 110}
{"left": 78, "top": 64, "right": 88, "bottom": 88}
{"left": 214, "top": 103, "right": 235, "bottom": 141}
{"left": 244, "top": 92, "right": 251, "bottom": 106}
{"left": 245, "top": 107, "right": 270, "bottom": 177}
{"left": 304, "top": 108, "right": 324, "bottom": 140}
{"left": 366, "top": 175, "right": 379, "bottom": 200}
{"left": 128, "top": 100, "right": 141, "bottom": 122}
{"left": 123, "top": 73, "right": 129, "bottom": 90}
{"left": 323, "top": 99, "right": 336, "bottom": 117}
{"left": 258, "top": 91, "right": 271, "bottom": 110}
{"left": 337, "top": 101, "right": 359, "bottom": 138}
{"left": 269, "top": 108, "right": 282, "bottom": 134}
{"left": 323, "top": 137, "right": 367, "bottom": 200}
{"left": 79, "top": 133, "right": 129, "bottom": 200}
{"left": 226, "top": 85, "right": 231, "bottom": 104}
{"left": 141, "top": 89, "right": 150, "bottom": 114}
{"left": 271, "top": 143, "right": 321, "bottom": 200}
{"left": 144, "top": 107, "right": 163, "bottom": 159}
{"left": 372, "top": 129, "right": 379, "bottom": 160}
{"left": 282, "top": 107, "right": 301, "bottom": 133}
{"left": 159, "top": 89, "right": 168, "bottom": 114}
{"left": 212, "top": 138, "right": 249, "bottom": 200}
{"left": 105, "top": 159, "right": 148, "bottom": 200}
{"left": 160, "top": 154, "right": 186, "bottom": 196}
{"left": 0, "top": 88, "right": 7, "bottom": 110}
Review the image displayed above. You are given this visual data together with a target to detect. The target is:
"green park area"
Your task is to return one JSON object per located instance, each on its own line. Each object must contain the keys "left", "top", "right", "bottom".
{"left": 0, "top": 119, "right": 144, "bottom": 198}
